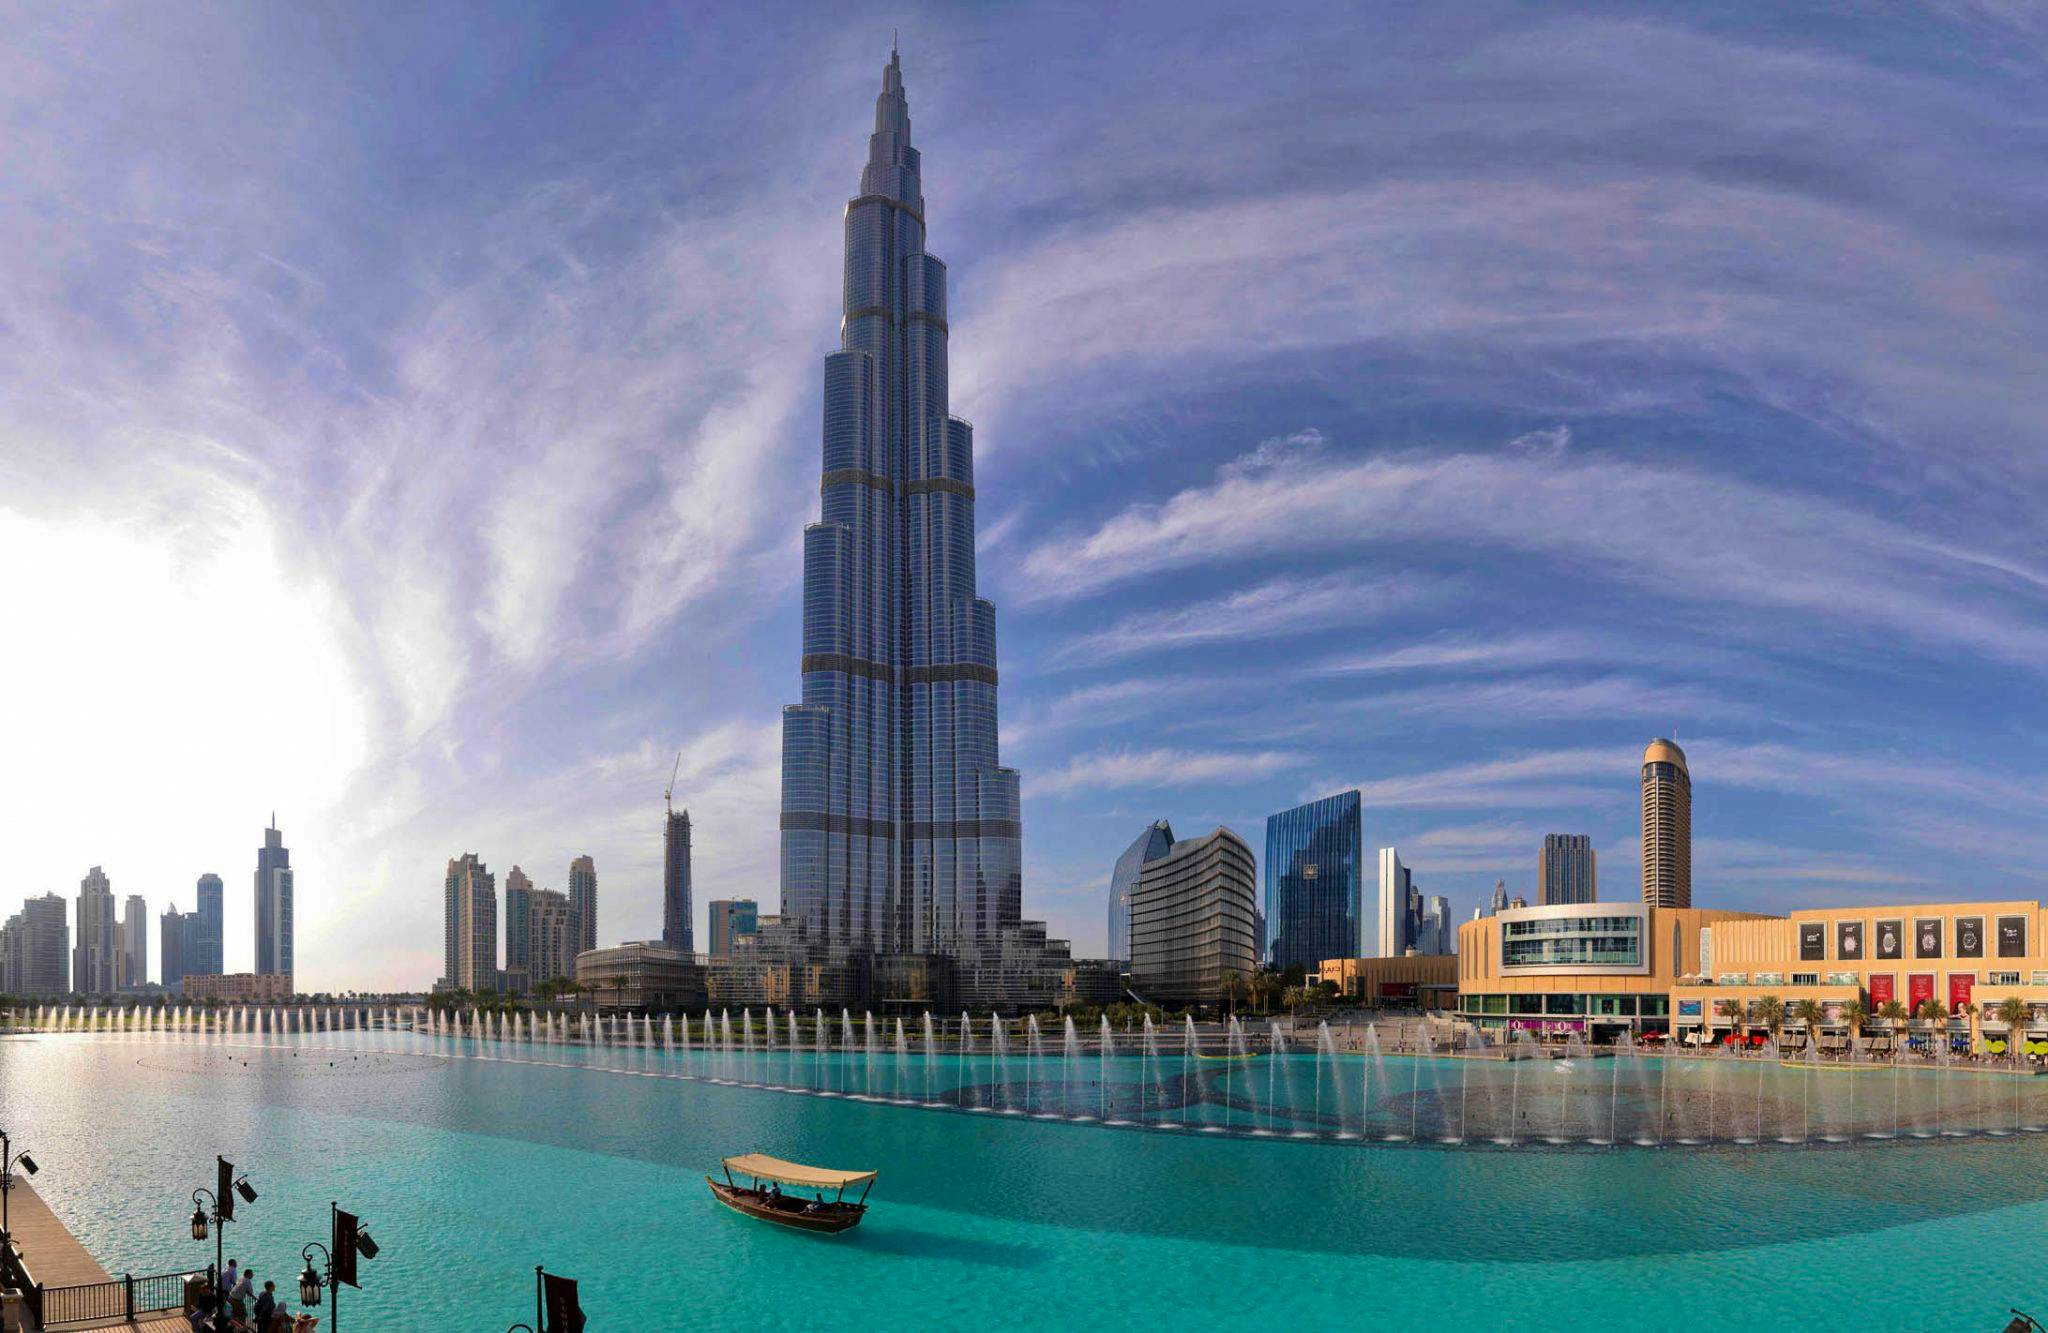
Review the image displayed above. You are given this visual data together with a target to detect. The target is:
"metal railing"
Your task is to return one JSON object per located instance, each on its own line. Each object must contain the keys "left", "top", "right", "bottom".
{"left": 27, "top": 1268, "right": 198, "bottom": 1328}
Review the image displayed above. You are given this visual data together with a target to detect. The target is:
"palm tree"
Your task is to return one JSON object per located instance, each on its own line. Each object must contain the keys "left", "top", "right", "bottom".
{"left": 1996, "top": 997, "right": 2029, "bottom": 1068}
{"left": 1914, "top": 998, "right": 1948, "bottom": 1057}
{"left": 1750, "top": 995, "right": 1786, "bottom": 1049}
{"left": 1788, "top": 999, "right": 1826, "bottom": 1057}
{"left": 1281, "top": 985, "right": 1306, "bottom": 1018}
{"left": 1218, "top": 970, "right": 1248, "bottom": 1018}
{"left": 1877, "top": 999, "right": 1909, "bottom": 1054}
{"left": 1712, "top": 997, "right": 1743, "bottom": 1050}
{"left": 1841, "top": 999, "right": 1869, "bottom": 1058}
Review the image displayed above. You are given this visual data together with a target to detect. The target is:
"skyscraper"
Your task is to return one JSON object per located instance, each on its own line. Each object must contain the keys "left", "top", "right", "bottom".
{"left": 121, "top": 893, "right": 148, "bottom": 988}
{"left": 708, "top": 899, "right": 759, "bottom": 957}
{"left": 778, "top": 47, "right": 1022, "bottom": 959}
{"left": 73, "top": 866, "right": 118, "bottom": 994}
{"left": 160, "top": 903, "right": 197, "bottom": 991}
{"left": 6, "top": 894, "right": 69, "bottom": 997}
{"left": 444, "top": 853, "right": 498, "bottom": 991}
{"left": 1540, "top": 833, "right": 1598, "bottom": 905}
{"left": 1265, "top": 792, "right": 1362, "bottom": 971}
{"left": 254, "top": 818, "right": 293, "bottom": 977}
{"left": 568, "top": 855, "right": 597, "bottom": 956}
{"left": 1376, "top": 848, "right": 1413, "bottom": 958}
{"left": 503, "top": 866, "right": 534, "bottom": 977}
{"left": 1641, "top": 738, "right": 1692, "bottom": 908}
{"left": 1129, "top": 827, "right": 1258, "bottom": 1009}
{"left": 193, "top": 873, "right": 224, "bottom": 976}
{"left": 1108, "top": 820, "right": 1174, "bottom": 964}
{"left": 663, "top": 809, "right": 693, "bottom": 952}
{"left": 527, "top": 888, "right": 577, "bottom": 988}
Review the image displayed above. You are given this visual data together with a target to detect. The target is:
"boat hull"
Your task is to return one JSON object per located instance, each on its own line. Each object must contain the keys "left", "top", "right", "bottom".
{"left": 707, "top": 1178, "right": 866, "bottom": 1233}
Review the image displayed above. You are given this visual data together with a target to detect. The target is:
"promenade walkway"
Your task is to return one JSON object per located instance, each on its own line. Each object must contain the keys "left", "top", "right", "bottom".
{"left": 3, "top": 1179, "right": 188, "bottom": 1331}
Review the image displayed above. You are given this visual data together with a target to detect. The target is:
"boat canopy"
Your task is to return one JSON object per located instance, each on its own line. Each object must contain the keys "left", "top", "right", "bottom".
{"left": 723, "top": 1154, "right": 878, "bottom": 1189}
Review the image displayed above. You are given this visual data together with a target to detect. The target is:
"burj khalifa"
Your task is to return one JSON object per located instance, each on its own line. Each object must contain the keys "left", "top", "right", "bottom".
{"left": 779, "top": 47, "right": 1023, "bottom": 960}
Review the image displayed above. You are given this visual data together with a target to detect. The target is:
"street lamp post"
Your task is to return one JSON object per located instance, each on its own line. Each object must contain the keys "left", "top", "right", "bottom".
{"left": 187, "top": 1156, "right": 256, "bottom": 1292}
{"left": 299, "top": 1201, "right": 379, "bottom": 1331}
{"left": 1, "top": 1129, "right": 41, "bottom": 1246}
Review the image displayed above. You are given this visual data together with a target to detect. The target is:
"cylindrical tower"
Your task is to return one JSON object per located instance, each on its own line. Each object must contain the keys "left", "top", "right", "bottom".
{"left": 1640, "top": 739, "right": 1692, "bottom": 908}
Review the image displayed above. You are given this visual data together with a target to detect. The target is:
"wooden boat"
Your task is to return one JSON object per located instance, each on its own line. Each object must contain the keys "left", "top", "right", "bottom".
{"left": 708, "top": 1153, "right": 877, "bottom": 1234}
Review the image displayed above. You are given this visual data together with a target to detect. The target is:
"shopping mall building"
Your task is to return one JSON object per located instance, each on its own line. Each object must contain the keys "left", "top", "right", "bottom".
{"left": 1452, "top": 899, "right": 2048, "bottom": 1049}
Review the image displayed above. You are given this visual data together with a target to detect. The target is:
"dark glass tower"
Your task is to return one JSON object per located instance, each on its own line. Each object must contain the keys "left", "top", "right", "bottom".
{"left": 780, "top": 47, "right": 1022, "bottom": 957}
{"left": 1265, "top": 791, "right": 1363, "bottom": 971}
{"left": 663, "top": 809, "right": 693, "bottom": 952}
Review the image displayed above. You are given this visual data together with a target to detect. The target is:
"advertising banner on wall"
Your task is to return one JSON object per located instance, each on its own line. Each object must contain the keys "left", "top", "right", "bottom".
{"left": 1915, "top": 918, "right": 1944, "bottom": 959}
{"left": 1877, "top": 920, "right": 1904, "bottom": 960}
{"left": 1799, "top": 922, "right": 1826, "bottom": 961}
{"left": 1957, "top": 917, "right": 1985, "bottom": 959}
{"left": 1869, "top": 974, "right": 1896, "bottom": 1005}
{"left": 1678, "top": 999, "right": 1702, "bottom": 1017}
{"left": 1949, "top": 974, "right": 1975, "bottom": 1011}
{"left": 2000, "top": 916, "right": 2029, "bottom": 959}
{"left": 1909, "top": 973, "right": 1937, "bottom": 1010}
{"left": 1837, "top": 921, "right": 1864, "bottom": 960}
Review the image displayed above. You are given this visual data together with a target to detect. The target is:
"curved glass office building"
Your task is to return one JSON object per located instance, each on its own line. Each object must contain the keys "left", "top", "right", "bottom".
{"left": 1265, "top": 791, "right": 1362, "bottom": 970}
{"left": 780, "top": 49, "right": 1022, "bottom": 957}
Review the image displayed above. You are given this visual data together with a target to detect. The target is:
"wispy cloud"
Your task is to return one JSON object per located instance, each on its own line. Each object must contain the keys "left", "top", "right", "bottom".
{"left": 1307, "top": 632, "right": 1613, "bottom": 678}
{"left": 1047, "top": 570, "right": 1438, "bottom": 665}
{"left": 1037, "top": 747, "right": 1300, "bottom": 797}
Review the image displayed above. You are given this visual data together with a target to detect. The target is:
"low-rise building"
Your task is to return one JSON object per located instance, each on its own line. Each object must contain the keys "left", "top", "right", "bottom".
{"left": 575, "top": 942, "right": 706, "bottom": 1011}
{"left": 184, "top": 971, "right": 294, "bottom": 1003}
{"left": 1317, "top": 954, "right": 1459, "bottom": 1009}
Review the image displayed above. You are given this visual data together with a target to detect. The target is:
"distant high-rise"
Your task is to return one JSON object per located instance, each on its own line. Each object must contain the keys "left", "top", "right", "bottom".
{"left": 568, "top": 855, "right": 597, "bottom": 956}
{"left": 444, "top": 853, "right": 498, "bottom": 991}
{"left": 73, "top": 866, "right": 118, "bottom": 994}
{"left": 1490, "top": 880, "right": 1510, "bottom": 916}
{"left": 663, "top": 809, "right": 693, "bottom": 952}
{"left": 1641, "top": 738, "right": 1692, "bottom": 908}
{"left": 1426, "top": 894, "right": 1452, "bottom": 956}
{"left": 1540, "top": 834, "right": 1598, "bottom": 905}
{"left": 1108, "top": 821, "right": 1174, "bottom": 964}
{"left": 160, "top": 903, "right": 198, "bottom": 991}
{"left": 1265, "top": 792, "right": 1362, "bottom": 970}
{"left": 193, "top": 874, "right": 224, "bottom": 976}
{"left": 503, "top": 866, "right": 534, "bottom": 977}
{"left": 778, "top": 47, "right": 1022, "bottom": 959}
{"left": 526, "top": 888, "right": 578, "bottom": 988}
{"left": 1376, "top": 849, "right": 1413, "bottom": 957}
{"left": 5, "top": 894, "right": 69, "bottom": 997}
{"left": 708, "top": 899, "right": 759, "bottom": 957}
{"left": 254, "top": 818, "right": 293, "bottom": 977}
{"left": 121, "top": 893, "right": 147, "bottom": 988}
{"left": 1130, "top": 828, "right": 1257, "bottom": 1008}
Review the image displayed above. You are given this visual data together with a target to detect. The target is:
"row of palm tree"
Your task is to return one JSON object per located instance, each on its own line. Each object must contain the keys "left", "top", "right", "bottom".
{"left": 1705, "top": 993, "right": 2036, "bottom": 1067}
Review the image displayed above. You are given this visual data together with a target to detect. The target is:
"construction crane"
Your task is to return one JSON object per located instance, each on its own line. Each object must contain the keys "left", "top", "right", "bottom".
{"left": 664, "top": 749, "right": 682, "bottom": 816}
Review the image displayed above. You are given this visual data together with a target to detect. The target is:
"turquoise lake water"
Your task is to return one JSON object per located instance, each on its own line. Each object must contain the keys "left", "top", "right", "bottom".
{"left": 6, "top": 1025, "right": 2048, "bottom": 1330}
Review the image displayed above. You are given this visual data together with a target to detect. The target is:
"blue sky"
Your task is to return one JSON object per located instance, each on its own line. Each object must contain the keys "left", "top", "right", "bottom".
{"left": 3, "top": 2, "right": 2046, "bottom": 990}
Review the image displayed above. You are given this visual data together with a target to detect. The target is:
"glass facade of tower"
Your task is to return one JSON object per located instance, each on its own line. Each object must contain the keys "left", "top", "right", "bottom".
{"left": 1108, "top": 821, "right": 1174, "bottom": 963}
{"left": 1266, "top": 792, "right": 1362, "bottom": 970}
{"left": 780, "top": 49, "right": 1022, "bottom": 958}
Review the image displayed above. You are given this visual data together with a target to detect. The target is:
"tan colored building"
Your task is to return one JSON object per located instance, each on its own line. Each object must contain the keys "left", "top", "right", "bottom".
{"left": 1457, "top": 902, "right": 1771, "bottom": 1038}
{"left": 1129, "top": 827, "right": 1257, "bottom": 1009}
{"left": 1640, "top": 738, "right": 1691, "bottom": 908}
{"left": 1672, "top": 900, "right": 2048, "bottom": 1049}
{"left": 1316, "top": 954, "right": 1458, "bottom": 1009}
{"left": 183, "top": 971, "right": 294, "bottom": 1003}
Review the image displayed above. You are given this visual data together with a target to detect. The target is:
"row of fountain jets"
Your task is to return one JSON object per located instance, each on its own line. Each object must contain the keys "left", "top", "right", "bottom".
{"left": 11, "top": 1003, "right": 2043, "bottom": 1147}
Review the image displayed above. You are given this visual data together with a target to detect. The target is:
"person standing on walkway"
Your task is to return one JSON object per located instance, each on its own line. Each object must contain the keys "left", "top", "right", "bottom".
{"left": 221, "top": 1259, "right": 240, "bottom": 1300}
{"left": 230, "top": 1266, "right": 255, "bottom": 1317}
{"left": 253, "top": 1280, "right": 277, "bottom": 1330}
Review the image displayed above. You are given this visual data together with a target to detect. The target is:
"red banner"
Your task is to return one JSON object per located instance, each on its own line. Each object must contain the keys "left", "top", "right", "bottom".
{"left": 1909, "top": 973, "right": 1936, "bottom": 1009}
{"left": 1868, "top": 974, "right": 1895, "bottom": 1005}
{"left": 1949, "top": 974, "right": 1974, "bottom": 1011}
